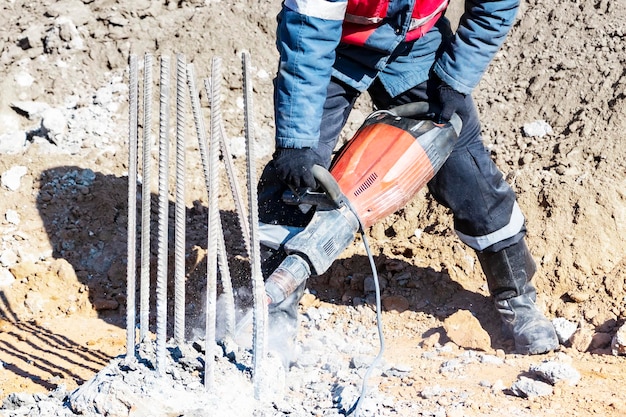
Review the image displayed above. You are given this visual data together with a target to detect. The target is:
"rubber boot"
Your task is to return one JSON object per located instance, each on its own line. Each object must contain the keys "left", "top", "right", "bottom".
{"left": 476, "top": 240, "right": 559, "bottom": 355}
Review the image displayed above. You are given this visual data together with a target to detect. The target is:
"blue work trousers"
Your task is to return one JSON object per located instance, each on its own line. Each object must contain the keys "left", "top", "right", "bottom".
{"left": 259, "top": 76, "right": 524, "bottom": 254}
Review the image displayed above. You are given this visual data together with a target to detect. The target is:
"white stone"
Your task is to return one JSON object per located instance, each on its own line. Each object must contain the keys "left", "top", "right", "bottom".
{"left": 0, "top": 131, "right": 27, "bottom": 154}
{"left": 93, "top": 87, "right": 113, "bottom": 107}
{"left": 1, "top": 165, "right": 28, "bottom": 191}
{"left": 529, "top": 360, "right": 581, "bottom": 386}
{"left": 611, "top": 323, "right": 626, "bottom": 356}
{"left": 0, "top": 267, "right": 16, "bottom": 287}
{"left": 491, "top": 379, "right": 506, "bottom": 394}
{"left": 64, "top": 95, "right": 80, "bottom": 109}
{"left": 55, "top": 17, "right": 84, "bottom": 50}
{"left": 0, "top": 112, "right": 21, "bottom": 134}
{"left": 10, "top": 100, "right": 51, "bottom": 120}
{"left": 229, "top": 135, "right": 247, "bottom": 158}
{"left": 5, "top": 209, "right": 20, "bottom": 225}
{"left": 14, "top": 70, "right": 34, "bottom": 87}
{"left": 41, "top": 108, "right": 67, "bottom": 142}
{"left": 523, "top": 120, "right": 553, "bottom": 137}
{"left": 480, "top": 354, "right": 504, "bottom": 365}
{"left": 24, "top": 291, "right": 47, "bottom": 314}
{"left": 552, "top": 317, "right": 578, "bottom": 344}
{"left": 510, "top": 376, "right": 553, "bottom": 398}
{"left": 0, "top": 249, "right": 19, "bottom": 267}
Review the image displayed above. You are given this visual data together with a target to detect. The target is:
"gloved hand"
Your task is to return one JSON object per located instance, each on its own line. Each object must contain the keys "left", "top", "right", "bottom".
{"left": 273, "top": 147, "right": 320, "bottom": 189}
{"left": 437, "top": 83, "right": 466, "bottom": 123}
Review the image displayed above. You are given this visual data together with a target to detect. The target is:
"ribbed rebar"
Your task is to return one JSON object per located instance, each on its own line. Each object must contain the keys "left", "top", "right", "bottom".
{"left": 204, "top": 57, "right": 222, "bottom": 389}
{"left": 203, "top": 78, "right": 236, "bottom": 342}
{"left": 243, "top": 51, "right": 267, "bottom": 400}
{"left": 206, "top": 79, "right": 250, "bottom": 255}
{"left": 156, "top": 55, "right": 171, "bottom": 376}
{"left": 126, "top": 53, "right": 138, "bottom": 361}
{"left": 188, "top": 64, "right": 236, "bottom": 342}
{"left": 215, "top": 221, "right": 235, "bottom": 338}
{"left": 174, "top": 53, "right": 187, "bottom": 344}
{"left": 220, "top": 123, "right": 250, "bottom": 254}
{"left": 140, "top": 52, "right": 153, "bottom": 343}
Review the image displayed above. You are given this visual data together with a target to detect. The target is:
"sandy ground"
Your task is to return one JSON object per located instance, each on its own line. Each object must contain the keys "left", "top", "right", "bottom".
{"left": 0, "top": 0, "right": 625, "bottom": 416}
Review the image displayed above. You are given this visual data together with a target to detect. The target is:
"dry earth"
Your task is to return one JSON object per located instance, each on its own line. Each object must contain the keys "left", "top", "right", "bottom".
{"left": 0, "top": 0, "right": 625, "bottom": 416}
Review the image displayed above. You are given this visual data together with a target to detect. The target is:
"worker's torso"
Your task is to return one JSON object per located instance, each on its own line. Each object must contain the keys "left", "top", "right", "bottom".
{"left": 333, "top": 0, "right": 451, "bottom": 96}
{"left": 341, "top": 0, "right": 449, "bottom": 47}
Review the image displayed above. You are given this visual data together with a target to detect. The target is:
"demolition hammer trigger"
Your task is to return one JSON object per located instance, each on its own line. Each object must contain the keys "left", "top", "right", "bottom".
{"left": 311, "top": 164, "right": 366, "bottom": 233}
{"left": 310, "top": 164, "right": 347, "bottom": 208}
{"left": 281, "top": 165, "right": 347, "bottom": 210}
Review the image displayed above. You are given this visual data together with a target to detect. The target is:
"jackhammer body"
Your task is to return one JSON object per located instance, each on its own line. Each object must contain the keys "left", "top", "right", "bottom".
{"left": 265, "top": 104, "right": 462, "bottom": 305}
{"left": 265, "top": 205, "right": 360, "bottom": 304}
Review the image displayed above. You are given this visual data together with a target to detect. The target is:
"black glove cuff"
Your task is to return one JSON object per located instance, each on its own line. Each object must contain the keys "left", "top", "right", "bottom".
{"left": 273, "top": 147, "right": 312, "bottom": 159}
{"left": 273, "top": 147, "right": 320, "bottom": 189}
{"left": 437, "top": 83, "right": 466, "bottom": 122}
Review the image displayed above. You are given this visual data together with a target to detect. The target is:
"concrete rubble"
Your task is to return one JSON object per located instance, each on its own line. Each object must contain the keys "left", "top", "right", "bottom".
{"left": 611, "top": 323, "right": 626, "bottom": 356}
{"left": 2, "top": 300, "right": 589, "bottom": 417}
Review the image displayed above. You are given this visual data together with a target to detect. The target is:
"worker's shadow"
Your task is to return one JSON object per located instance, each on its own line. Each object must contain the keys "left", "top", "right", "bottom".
{"left": 307, "top": 252, "right": 514, "bottom": 352}
{"left": 0, "top": 165, "right": 253, "bottom": 392}
{"left": 33, "top": 166, "right": 250, "bottom": 336}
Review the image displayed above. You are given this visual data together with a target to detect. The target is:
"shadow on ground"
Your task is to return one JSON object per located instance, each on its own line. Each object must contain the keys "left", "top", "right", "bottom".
{"left": 30, "top": 165, "right": 511, "bottom": 370}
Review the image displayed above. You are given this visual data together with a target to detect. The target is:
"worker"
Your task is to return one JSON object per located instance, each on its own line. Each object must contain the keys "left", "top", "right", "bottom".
{"left": 257, "top": 0, "right": 559, "bottom": 365}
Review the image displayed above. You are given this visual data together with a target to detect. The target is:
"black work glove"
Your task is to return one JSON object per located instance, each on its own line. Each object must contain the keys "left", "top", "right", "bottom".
{"left": 273, "top": 147, "right": 320, "bottom": 189}
{"left": 437, "top": 83, "right": 466, "bottom": 123}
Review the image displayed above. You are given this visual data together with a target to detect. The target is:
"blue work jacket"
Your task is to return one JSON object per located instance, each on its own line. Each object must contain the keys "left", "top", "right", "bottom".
{"left": 274, "top": 0, "right": 520, "bottom": 149}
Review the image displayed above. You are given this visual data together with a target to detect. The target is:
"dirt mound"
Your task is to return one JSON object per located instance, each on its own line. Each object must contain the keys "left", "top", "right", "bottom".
{"left": 0, "top": 1, "right": 625, "bottom": 416}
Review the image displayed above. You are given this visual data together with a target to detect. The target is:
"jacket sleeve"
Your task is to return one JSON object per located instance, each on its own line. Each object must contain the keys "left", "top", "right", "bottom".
{"left": 274, "top": 0, "right": 347, "bottom": 150}
{"left": 433, "top": 0, "right": 520, "bottom": 94}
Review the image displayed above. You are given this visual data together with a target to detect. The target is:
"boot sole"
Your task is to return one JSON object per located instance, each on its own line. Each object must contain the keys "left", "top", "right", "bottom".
{"left": 516, "top": 339, "right": 559, "bottom": 355}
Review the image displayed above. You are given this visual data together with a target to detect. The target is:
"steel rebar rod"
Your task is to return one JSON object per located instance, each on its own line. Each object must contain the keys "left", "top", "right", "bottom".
{"left": 243, "top": 51, "right": 268, "bottom": 400}
{"left": 156, "top": 55, "right": 171, "bottom": 376}
{"left": 219, "top": 121, "right": 251, "bottom": 254}
{"left": 204, "top": 57, "right": 222, "bottom": 389}
{"left": 215, "top": 213, "right": 236, "bottom": 338}
{"left": 205, "top": 79, "right": 251, "bottom": 254}
{"left": 187, "top": 64, "right": 236, "bottom": 342}
{"left": 174, "top": 53, "right": 187, "bottom": 344}
{"left": 140, "top": 52, "right": 153, "bottom": 343}
{"left": 203, "top": 78, "right": 236, "bottom": 342}
{"left": 126, "top": 53, "right": 138, "bottom": 361}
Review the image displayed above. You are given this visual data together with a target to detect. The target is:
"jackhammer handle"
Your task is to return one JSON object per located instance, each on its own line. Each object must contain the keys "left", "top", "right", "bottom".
{"left": 390, "top": 101, "right": 435, "bottom": 118}
{"left": 390, "top": 101, "right": 462, "bottom": 136}
{"left": 311, "top": 164, "right": 344, "bottom": 206}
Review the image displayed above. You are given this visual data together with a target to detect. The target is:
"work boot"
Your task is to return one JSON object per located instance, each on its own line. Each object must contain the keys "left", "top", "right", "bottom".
{"left": 476, "top": 240, "right": 559, "bottom": 355}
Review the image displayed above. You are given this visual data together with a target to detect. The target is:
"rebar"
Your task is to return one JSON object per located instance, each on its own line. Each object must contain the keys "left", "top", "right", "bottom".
{"left": 156, "top": 55, "right": 171, "bottom": 375}
{"left": 126, "top": 53, "right": 138, "bottom": 361}
{"left": 215, "top": 218, "right": 236, "bottom": 339}
{"left": 242, "top": 51, "right": 268, "bottom": 400}
{"left": 174, "top": 53, "right": 187, "bottom": 344}
{"left": 206, "top": 78, "right": 251, "bottom": 254}
{"left": 219, "top": 125, "right": 250, "bottom": 254}
{"left": 188, "top": 64, "right": 237, "bottom": 343}
{"left": 140, "top": 52, "right": 153, "bottom": 343}
{"left": 203, "top": 78, "right": 236, "bottom": 342}
{"left": 204, "top": 56, "right": 222, "bottom": 389}
{"left": 126, "top": 51, "right": 265, "bottom": 389}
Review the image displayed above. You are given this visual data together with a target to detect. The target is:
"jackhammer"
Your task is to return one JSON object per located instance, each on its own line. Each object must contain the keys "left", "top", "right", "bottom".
{"left": 264, "top": 102, "right": 462, "bottom": 305}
